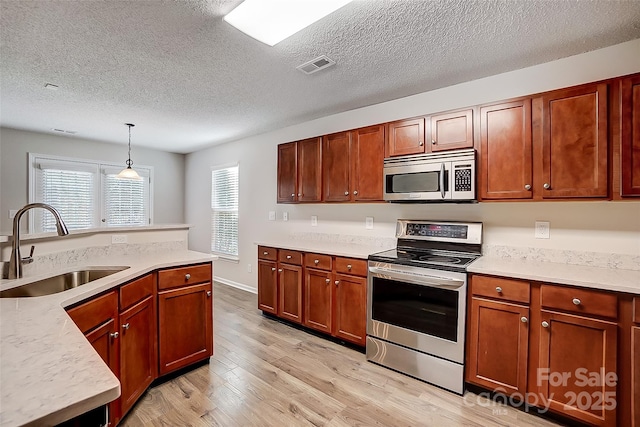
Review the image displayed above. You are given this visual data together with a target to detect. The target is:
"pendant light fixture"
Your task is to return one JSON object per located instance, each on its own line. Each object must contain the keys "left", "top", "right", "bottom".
{"left": 117, "top": 123, "right": 142, "bottom": 180}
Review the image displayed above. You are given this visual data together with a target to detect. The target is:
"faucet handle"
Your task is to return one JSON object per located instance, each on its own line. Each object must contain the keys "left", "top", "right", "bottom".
{"left": 22, "top": 245, "right": 35, "bottom": 264}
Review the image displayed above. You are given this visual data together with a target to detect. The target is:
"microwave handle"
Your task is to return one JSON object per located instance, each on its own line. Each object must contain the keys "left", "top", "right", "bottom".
{"left": 440, "top": 163, "right": 445, "bottom": 199}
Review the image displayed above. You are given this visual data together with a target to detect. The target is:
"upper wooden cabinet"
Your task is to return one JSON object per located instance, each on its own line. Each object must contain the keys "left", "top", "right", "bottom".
{"left": 621, "top": 74, "right": 640, "bottom": 197}
{"left": 386, "top": 109, "right": 473, "bottom": 157}
{"left": 538, "top": 83, "right": 609, "bottom": 199}
{"left": 323, "top": 125, "right": 385, "bottom": 202}
{"left": 277, "top": 138, "right": 322, "bottom": 203}
{"left": 479, "top": 99, "right": 533, "bottom": 200}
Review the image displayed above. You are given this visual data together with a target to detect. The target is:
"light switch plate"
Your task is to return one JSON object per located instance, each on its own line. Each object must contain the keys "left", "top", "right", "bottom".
{"left": 535, "top": 221, "right": 550, "bottom": 239}
{"left": 365, "top": 217, "right": 374, "bottom": 229}
{"left": 311, "top": 215, "right": 318, "bottom": 226}
{"left": 112, "top": 235, "right": 128, "bottom": 244}
{"left": 268, "top": 211, "right": 276, "bottom": 221}
{"left": 283, "top": 212, "right": 288, "bottom": 221}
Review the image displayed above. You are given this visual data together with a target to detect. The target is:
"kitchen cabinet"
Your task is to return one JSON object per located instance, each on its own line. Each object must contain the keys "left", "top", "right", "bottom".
{"left": 66, "top": 290, "right": 120, "bottom": 426}
{"left": 538, "top": 83, "right": 609, "bottom": 198}
{"left": 386, "top": 117, "right": 425, "bottom": 157}
{"left": 304, "top": 265, "right": 333, "bottom": 334}
{"left": 277, "top": 249, "right": 303, "bottom": 323}
{"left": 277, "top": 138, "right": 322, "bottom": 203}
{"left": 430, "top": 109, "right": 474, "bottom": 152}
{"left": 479, "top": 99, "right": 533, "bottom": 200}
{"left": 333, "top": 270, "right": 366, "bottom": 346}
{"left": 323, "top": 131, "right": 352, "bottom": 202}
{"left": 118, "top": 274, "right": 156, "bottom": 418}
{"left": 157, "top": 263, "right": 213, "bottom": 376}
{"left": 257, "top": 255, "right": 278, "bottom": 315}
{"left": 631, "top": 297, "right": 640, "bottom": 427}
{"left": 467, "top": 276, "right": 530, "bottom": 396}
{"left": 620, "top": 74, "right": 640, "bottom": 196}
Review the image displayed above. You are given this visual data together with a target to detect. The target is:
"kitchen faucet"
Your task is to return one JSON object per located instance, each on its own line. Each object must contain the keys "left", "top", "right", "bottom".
{"left": 7, "top": 203, "right": 69, "bottom": 279}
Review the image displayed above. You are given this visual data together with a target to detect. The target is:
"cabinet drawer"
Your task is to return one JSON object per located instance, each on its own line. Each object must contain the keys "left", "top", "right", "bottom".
{"left": 258, "top": 246, "right": 277, "bottom": 261}
{"left": 472, "top": 275, "right": 530, "bottom": 304}
{"left": 304, "top": 253, "right": 332, "bottom": 270}
{"left": 66, "top": 290, "right": 118, "bottom": 334}
{"left": 634, "top": 297, "right": 640, "bottom": 324}
{"left": 158, "top": 263, "right": 212, "bottom": 290}
{"left": 335, "top": 257, "right": 367, "bottom": 277}
{"left": 278, "top": 249, "right": 303, "bottom": 265}
{"left": 540, "top": 285, "right": 618, "bottom": 319}
{"left": 120, "top": 274, "right": 154, "bottom": 311}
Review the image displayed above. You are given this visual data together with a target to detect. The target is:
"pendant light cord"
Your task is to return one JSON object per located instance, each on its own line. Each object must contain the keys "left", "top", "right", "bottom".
{"left": 126, "top": 123, "right": 134, "bottom": 167}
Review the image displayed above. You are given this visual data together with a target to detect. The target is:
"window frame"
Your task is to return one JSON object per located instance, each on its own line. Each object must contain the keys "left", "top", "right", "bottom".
{"left": 28, "top": 153, "right": 154, "bottom": 233}
{"left": 210, "top": 162, "right": 239, "bottom": 262}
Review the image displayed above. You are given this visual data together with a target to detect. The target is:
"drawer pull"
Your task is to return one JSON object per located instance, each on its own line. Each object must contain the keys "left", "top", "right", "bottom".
{"left": 347, "top": 264, "right": 352, "bottom": 270}
{"left": 271, "top": 267, "right": 276, "bottom": 271}
{"left": 542, "top": 321, "right": 549, "bottom": 328}
{"left": 344, "top": 191, "right": 349, "bottom": 196}
{"left": 263, "top": 251, "right": 268, "bottom": 256}
{"left": 353, "top": 190, "right": 358, "bottom": 195}
{"left": 185, "top": 273, "right": 191, "bottom": 280}
{"left": 278, "top": 269, "right": 283, "bottom": 272}
{"left": 122, "top": 323, "right": 130, "bottom": 330}
{"left": 495, "top": 286, "right": 502, "bottom": 293}
{"left": 572, "top": 298, "right": 581, "bottom": 306}
{"left": 291, "top": 193, "right": 295, "bottom": 197}
{"left": 207, "top": 291, "right": 212, "bottom": 297}
{"left": 524, "top": 184, "right": 531, "bottom": 190}
{"left": 543, "top": 183, "right": 550, "bottom": 190}
{"left": 286, "top": 255, "right": 292, "bottom": 259}
{"left": 314, "top": 259, "right": 319, "bottom": 265}
{"left": 520, "top": 317, "right": 528, "bottom": 323}
{"left": 335, "top": 280, "right": 340, "bottom": 286}
{"left": 325, "top": 278, "right": 330, "bottom": 284}
{"left": 110, "top": 332, "right": 119, "bottom": 339}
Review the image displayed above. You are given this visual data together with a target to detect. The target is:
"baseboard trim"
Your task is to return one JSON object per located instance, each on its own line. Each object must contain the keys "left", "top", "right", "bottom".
{"left": 214, "top": 276, "right": 257, "bottom": 294}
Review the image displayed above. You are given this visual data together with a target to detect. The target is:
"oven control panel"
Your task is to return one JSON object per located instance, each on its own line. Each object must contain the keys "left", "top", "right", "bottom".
{"left": 396, "top": 220, "right": 483, "bottom": 245}
{"left": 405, "top": 223, "right": 467, "bottom": 239}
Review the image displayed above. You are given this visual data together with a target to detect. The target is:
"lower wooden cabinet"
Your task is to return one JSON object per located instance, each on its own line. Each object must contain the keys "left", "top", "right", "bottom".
{"left": 632, "top": 326, "right": 640, "bottom": 426}
{"left": 466, "top": 297, "right": 529, "bottom": 395}
{"left": 158, "top": 282, "right": 213, "bottom": 375}
{"left": 278, "top": 263, "right": 303, "bottom": 323}
{"left": 333, "top": 273, "right": 366, "bottom": 346}
{"left": 304, "top": 268, "right": 333, "bottom": 334}
{"left": 257, "top": 259, "right": 278, "bottom": 314}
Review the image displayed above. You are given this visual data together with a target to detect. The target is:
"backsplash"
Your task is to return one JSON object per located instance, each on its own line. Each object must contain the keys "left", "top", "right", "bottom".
{"left": 483, "top": 245, "right": 640, "bottom": 271}
{"left": 289, "top": 232, "right": 396, "bottom": 249}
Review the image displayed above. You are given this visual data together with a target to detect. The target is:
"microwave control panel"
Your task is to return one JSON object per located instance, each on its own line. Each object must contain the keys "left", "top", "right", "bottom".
{"left": 453, "top": 165, "right": 473, "bottom": 192}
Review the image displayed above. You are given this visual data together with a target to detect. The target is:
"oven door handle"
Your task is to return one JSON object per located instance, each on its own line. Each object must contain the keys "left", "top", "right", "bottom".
{"left": 369, "top": 267, "right": 464, "bottom": 290}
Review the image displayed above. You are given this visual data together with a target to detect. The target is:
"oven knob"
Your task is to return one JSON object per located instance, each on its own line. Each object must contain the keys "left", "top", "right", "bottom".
{"left": 495, "top": 286, "right": 502, "bottom": 293}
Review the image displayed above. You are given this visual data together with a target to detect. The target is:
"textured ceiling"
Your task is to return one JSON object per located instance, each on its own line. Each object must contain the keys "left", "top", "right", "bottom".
{"left": 1, "top": 0, "right": 639, "bottom": 154}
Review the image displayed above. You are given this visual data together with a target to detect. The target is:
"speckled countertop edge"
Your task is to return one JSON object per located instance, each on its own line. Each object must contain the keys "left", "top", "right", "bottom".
{"left": 0, "top": 250, "right": 216, "bottom": 427}
{"left": 253, "top": 240, "right": 395, "bottom": 259}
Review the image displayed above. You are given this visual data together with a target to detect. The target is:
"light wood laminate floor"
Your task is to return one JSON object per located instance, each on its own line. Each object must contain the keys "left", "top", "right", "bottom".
{"left": 121, "top": 283, "right": 561, "bottom": 426}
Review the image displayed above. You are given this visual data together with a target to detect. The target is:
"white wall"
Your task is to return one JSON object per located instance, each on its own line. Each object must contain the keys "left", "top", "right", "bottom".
{"left": 186, "top": 40, "right": 640, "bottom": 291}
{"left": 0, "top": 127, "right": 186, "bottom": 233}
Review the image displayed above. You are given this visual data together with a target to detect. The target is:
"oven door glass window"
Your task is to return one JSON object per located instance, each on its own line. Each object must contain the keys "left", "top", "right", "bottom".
{"left": 371, "top": 276, "right": 458, "bottom": 342}
{"left": 386, "top": 170, "right": 448, "bottom": 193}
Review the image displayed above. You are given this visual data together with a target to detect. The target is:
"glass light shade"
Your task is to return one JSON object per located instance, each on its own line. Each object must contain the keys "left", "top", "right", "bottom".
{"left": 224, "top": 0, "right": 353, "bottom": 46}
{"left": 117, "top": 166, "right": 142, "bottom": 180}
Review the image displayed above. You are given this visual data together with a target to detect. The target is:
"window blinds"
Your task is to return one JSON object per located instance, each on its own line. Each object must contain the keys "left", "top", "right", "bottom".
{"left": 103, "top": 171, "right": 149, "bottom": 227}
{"left": 211, "top": 165, "right": 239, "bottom": 257}
{"left": 38, "top": 167, "right": 96, "bottom": 232}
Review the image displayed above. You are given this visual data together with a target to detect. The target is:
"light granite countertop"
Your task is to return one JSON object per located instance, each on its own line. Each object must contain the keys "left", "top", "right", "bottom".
{"left": 468, "top": 256, "right": 640, "bottom": 295}
{"left": 254, "top": 239, "right": 394, "bottom": 259}
{"left": 0, "top": 250, "right": 216, "bottom": 427}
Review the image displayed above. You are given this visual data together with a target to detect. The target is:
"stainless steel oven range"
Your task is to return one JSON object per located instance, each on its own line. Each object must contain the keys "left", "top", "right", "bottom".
{"left": 366, "top": 220, "right": 482, "bottom": 394}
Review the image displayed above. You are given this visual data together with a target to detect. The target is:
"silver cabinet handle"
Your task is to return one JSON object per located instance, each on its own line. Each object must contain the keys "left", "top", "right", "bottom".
{"left": 291, "top": 193, "right": 295, "bottom": 197}
{"left": 278, "top": 268, "right": 283, "bottom": 272}
{"left": 185, "top": 273, "right": 191, "bottom": 280}
{"left": 271, "top": 267, "right": 276, "bottom": 271}
{"left": 286, "top": 255, "right": 292, "bottom": 259}
{"left": 431, "top": 140, "right": 436, "bottom": 145}
{"left": 543, "top": 183, "right": 550, "bottom": 189}
{"left": 347, "top": 264, "right": 352, "bottom": 270}
{"left": 419, "top": 141, "right": 424, "bottom": 146}
{"left": 353, "top": 190, "right": 358, "bottom": 195}
{"left": 325, "top": 278, "right": 330, "bottom": 284}
{"left": 314, "top": 259, "right": 319, "bottom": 265}
{"left": 572, "top": 298, "right": 581, "bottom": 306}
{"left": 496, "top": 286, "right": 502, "bottom": 293}
{"left": 298, "top": 193, "right": 301, "bottom": 197}
{"left": 521, "top": 317, "right": 528, "bottom": 323}
{"left": 344, "top": 191, "right": 349, "bottom": 196}
{"left": 542, "top": 321, "right": 549, "bottom": 328}
{"left": 122, "top": 323, "right": 130, "bottom": 330}
{"left": 110, "top": 332, "right": 119, "bottom": 339}
{"left": 263, "top": 251, "right": 268, "bottom": 255}
{"left": 524, "top": 184, "right": 531, "bottom": 190}
{"left": 207, "top": 291, "right": 212, "bottom": 297}
{"left": 335, "top": 280, "right": 340, "bottom": 286}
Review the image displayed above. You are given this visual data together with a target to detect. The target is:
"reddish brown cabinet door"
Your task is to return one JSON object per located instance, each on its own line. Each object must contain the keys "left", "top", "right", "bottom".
{"left": 119, "top": 296, "right": 156, "bottom": 417}
{"left": 466, "top": 298, "right": 529, "bottom": 396}
{"left": 158, "top": 283, "right": 213, "bottom": 375}
{"left": 632, "top": 326, "right": 640, "bottom": 427}
{"left": 304, "top": 268, "right": 333, "bottom": 334}
{"left": 386, "top": 118, "right": 425, "bottom": 157}
{"left": 333, "top": 273, "right": 366, "bottom": 346}
{"left": 621, "top": 75, "right": 640, "bottom": 196}
{"left": 479, "top": 100, "right": 533, "bottom": 200}
{"left": 323, "top": 131, "right": 352, "bottom": 202}
{"left": 297, "top": 137, "right": 322, "bottom": 202}
{"left": 540, "top": 83, "right": 608, "bottom": 198}
{"left": 429, "top": 109, "right": 474, "bottom": 152}
{"left": 258, "top": 259, "right": 278, "bottom": 314}
{"left": 277, "top": 142, "right": 297, "bottom": 203}
{"left": 278, "top": 263, "right": 303, "bottom": 323}
{"left": 351, "top": 125, "right": 384, "bottom": 201}
{"left": 538, "top": 310, "right": 617, "bottom": 426}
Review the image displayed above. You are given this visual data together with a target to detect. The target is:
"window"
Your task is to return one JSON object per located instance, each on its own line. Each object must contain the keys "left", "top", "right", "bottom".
{"left": 29, "top": 153, "right": 153, "bottom": 233}
{"left": 211, "top": 164, "right": 239, "bottom": 259}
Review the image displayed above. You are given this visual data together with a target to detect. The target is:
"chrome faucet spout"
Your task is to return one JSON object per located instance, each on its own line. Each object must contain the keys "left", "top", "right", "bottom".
{"left": 7, "top": 203, "right": 69, "bottom": 279}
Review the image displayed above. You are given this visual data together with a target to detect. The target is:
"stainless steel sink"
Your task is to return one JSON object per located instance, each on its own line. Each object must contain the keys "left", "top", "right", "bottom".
{"left": 0, "top": 267, "right": 129, "bottom": 298}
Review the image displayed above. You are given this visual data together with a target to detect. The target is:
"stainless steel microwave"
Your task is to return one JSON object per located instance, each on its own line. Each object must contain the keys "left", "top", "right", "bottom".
{"left": 383, "top": 149, "right": 476, "bottom": 202}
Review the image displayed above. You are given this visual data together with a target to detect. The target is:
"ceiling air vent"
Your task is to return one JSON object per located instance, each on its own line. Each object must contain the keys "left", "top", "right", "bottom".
{"left": 296, "top": 55, "right": 335, "bottom": 75}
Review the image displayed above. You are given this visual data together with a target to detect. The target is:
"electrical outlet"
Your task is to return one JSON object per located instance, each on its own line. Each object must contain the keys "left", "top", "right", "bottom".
{"left": 535, "top": 221, "right": 550, "bottom": 239}
{"left": 247, "top": 264, "right": 252, "bottom": 273}
{"left": 311, "top": 215, "right": 318, "bottom": 226}
{"left": 365, "top": 217, "right": 374, "bottom": 229}
{"left": 283, "top": 212, "right": 288, "bottom": 221}
{"left": 111, "top": 234, "right": 128, "bottom": 244}
{"left": 8, "top": 209, "right": 18, "bottom": 219}
{"left": 268, "top": 211, "right": 276, "bottom": 221}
